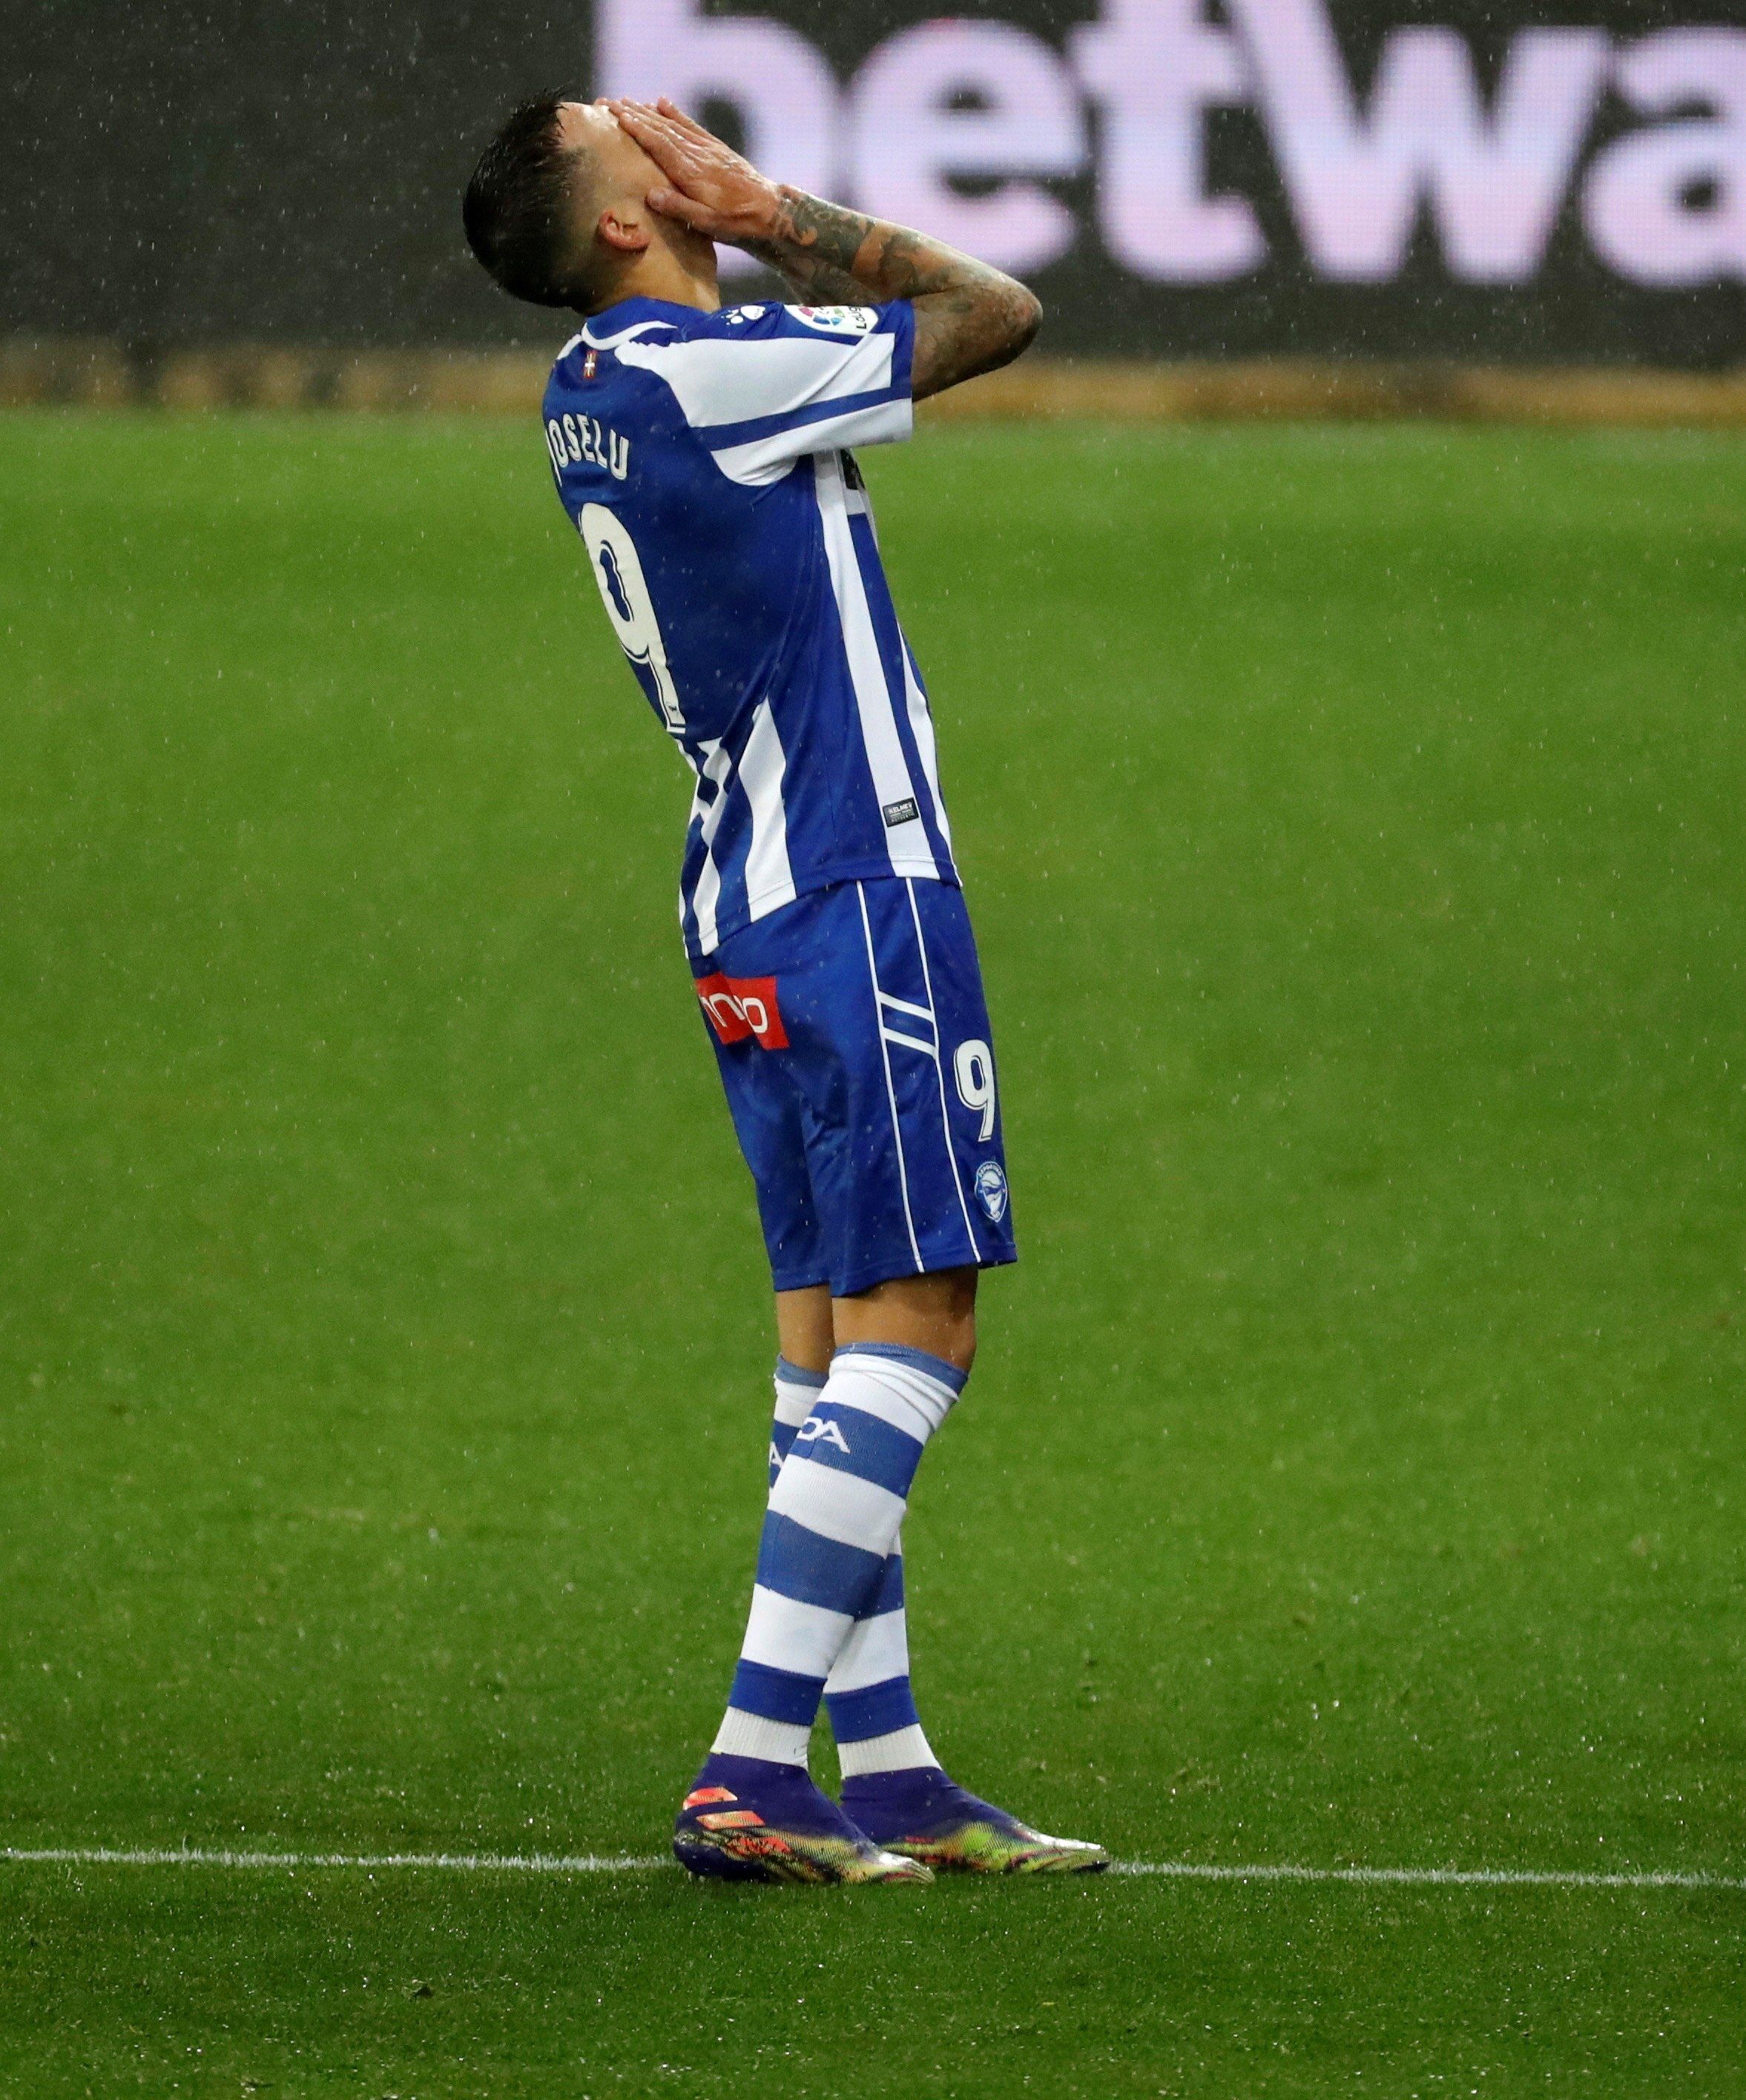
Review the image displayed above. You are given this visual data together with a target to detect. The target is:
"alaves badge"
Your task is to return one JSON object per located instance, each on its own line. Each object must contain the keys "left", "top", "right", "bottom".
{"left": 974, "top": 1160, "right": 1009, "bottom": 1224}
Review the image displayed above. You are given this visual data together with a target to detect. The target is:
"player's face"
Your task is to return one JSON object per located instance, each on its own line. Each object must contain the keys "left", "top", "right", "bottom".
{"left": 557, "top": 100, "right": 649, "bottom": 181}
{"left": 556, "top": 101, "right": 664, "bottom": 224}
{"left": 556, "top": 100, "right": 715, "bottom": 276}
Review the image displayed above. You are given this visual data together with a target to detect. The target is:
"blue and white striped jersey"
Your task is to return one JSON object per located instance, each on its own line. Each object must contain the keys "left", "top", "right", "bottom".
{"left": 542, "top": 296, "right": 957, "bottom": 965}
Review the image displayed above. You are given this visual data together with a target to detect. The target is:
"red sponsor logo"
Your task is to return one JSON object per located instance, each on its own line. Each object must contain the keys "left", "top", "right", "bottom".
{"left": 696, "top": 973, "right": 788, "bottom": 1049}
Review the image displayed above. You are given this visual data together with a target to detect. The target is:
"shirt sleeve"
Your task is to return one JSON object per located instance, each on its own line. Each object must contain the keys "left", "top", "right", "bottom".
{"left": 612, "top": 303, "right": 915, "bottom": 486}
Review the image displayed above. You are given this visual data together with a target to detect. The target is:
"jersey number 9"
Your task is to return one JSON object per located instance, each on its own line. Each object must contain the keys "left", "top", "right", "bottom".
{"left": 953, "top": 1038, "right": 997, "bottom": 1142}
{"left": 580, "top": 505, "right": 685, "bottom": 737}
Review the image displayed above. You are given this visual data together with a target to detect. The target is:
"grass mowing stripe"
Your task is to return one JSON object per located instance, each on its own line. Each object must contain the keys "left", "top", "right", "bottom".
{"left": 4, "top": 1847, "right": 1741, "bottom": 1892}
{"left": 6, "top": 417, "right": 1745, "bottom": 2093}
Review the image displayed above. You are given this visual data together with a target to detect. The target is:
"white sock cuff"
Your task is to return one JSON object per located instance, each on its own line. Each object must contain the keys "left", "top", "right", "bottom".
{"left": 711, "top": 1707, "right": 812, "bottom": 1767}
{"left": 837, "top": 1723, "right": 940, "bottom": 1779}
{"left": 773, "top": 1356, "right": 827, "bottom": 1429}
{"left": 827, "top": 1346, "right": 963, "bottom": 1444}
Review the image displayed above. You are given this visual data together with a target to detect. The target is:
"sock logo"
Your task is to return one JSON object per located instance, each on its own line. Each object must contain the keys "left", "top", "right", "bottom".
{"left": 796, "top": 1416, "right": 851, "bottom": 1455}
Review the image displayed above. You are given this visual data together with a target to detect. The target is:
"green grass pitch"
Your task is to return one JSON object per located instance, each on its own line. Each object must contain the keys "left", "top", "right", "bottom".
{"left": 1, "top": 410, "right": 1743, "bottom": 2096}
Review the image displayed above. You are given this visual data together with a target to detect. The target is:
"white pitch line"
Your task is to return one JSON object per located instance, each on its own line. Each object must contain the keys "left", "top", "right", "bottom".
{"left": 1110, "top": 1860, "right": 1746, "bottom": 1892}
{"left": 1, "top": 1846, "right": 1740, "bottom": 1892}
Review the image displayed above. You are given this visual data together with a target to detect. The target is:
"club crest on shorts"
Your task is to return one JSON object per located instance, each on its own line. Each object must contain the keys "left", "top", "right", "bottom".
{"left": 974, "top": 1160, "right": 1009, "bottom": 1224}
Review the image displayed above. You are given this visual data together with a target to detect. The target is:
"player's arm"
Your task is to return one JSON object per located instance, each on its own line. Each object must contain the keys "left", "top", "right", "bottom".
{"left": 607, "top": 99, "right": 1043, "bottom": 401}
{"left": 733, "top": 221, "right": 882, "bottom": 315}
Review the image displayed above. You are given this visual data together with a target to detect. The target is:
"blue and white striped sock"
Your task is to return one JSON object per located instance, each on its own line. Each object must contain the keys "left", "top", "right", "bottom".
{"left": 764, "top": 1358, "right": 943, "bottom": 1777}
{"left": 823, "top": 1540, "right": 940, "bottom": 1778}
{"left": 712, "top": 1344, "right": 964, "bottom": 1768}
{"left": 767, "top": 1356, "right": 826, "bottom": 1490}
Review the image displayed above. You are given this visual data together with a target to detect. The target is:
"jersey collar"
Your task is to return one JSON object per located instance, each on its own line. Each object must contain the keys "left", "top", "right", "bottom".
{"left": 581, "top": 295, "right": 713, "bottom": 347}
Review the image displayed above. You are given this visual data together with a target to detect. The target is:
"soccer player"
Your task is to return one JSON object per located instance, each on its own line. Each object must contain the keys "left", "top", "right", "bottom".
{"left": 462, "top": 91, "right": 1105, "bottom": 1883}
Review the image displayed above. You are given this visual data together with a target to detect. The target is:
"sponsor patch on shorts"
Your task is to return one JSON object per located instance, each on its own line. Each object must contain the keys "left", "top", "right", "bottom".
{"left": 696, "top": 973, "right": 788, "bottom": 1050}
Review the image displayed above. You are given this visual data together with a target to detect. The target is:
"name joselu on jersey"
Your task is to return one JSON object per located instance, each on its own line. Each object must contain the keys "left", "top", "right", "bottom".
{"left": 545, "top": 410, "right": 631, "bottom": 481}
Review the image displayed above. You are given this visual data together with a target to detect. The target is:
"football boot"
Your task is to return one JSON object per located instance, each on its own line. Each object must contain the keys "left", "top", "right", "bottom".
{"left": 674, "top": 1753, "right": 935, "bottom": 1886}
{"left": 840, "top": 1766, "right": 1108, "bottom": 1875}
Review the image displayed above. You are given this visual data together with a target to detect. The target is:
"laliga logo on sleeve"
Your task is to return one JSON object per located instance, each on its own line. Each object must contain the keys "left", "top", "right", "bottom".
{"left": 974, "top": 1160, "right": 1009, "bottom": 1224}
{"left": 792, "top": 306, "right": 878, "bottom": 334}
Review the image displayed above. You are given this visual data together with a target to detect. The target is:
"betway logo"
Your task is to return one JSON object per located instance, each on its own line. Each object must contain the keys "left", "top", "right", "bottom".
{"left": 597, "top": 0, "right": 1746, "bottom": 288}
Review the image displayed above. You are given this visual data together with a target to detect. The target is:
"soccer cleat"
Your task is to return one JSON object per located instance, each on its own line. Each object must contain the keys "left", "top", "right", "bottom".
{"left": 673, "top": 1753, "right": 935, "bottom": 1886}
{"left": 840, "top": 1767, "right": 1110, "bottom": 1875}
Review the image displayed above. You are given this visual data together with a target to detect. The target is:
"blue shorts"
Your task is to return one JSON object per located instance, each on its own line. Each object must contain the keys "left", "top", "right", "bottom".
{"left": 695, "top": 876, "right": 1018, "bottom": 1298}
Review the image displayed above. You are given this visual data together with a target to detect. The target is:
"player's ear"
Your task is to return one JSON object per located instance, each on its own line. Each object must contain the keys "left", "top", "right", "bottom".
{"left": 597, "top": 205, "right": 652, "bottom": 256}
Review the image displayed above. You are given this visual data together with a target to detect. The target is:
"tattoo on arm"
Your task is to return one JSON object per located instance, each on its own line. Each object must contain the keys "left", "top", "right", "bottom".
{"left": 750, "top": 188, "right": 1043, "bottom": 401}
{"left": 738, "top": 236, "right": 869, "bottom": 308}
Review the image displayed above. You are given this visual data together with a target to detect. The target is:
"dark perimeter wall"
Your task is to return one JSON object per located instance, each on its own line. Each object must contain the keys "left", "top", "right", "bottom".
{"left": 7, "top": 0, "right": 1745, "bottom": 365}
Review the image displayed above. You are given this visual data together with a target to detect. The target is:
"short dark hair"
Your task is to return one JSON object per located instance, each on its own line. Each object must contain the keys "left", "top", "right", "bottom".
{"left": 463, "top": 90, "right": 595, "bottom": 308}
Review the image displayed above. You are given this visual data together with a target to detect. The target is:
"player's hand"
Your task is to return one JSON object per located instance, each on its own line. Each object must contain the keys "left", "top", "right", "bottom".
{"left": 607, "top": 98, "right": 784, "bottom": 248}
